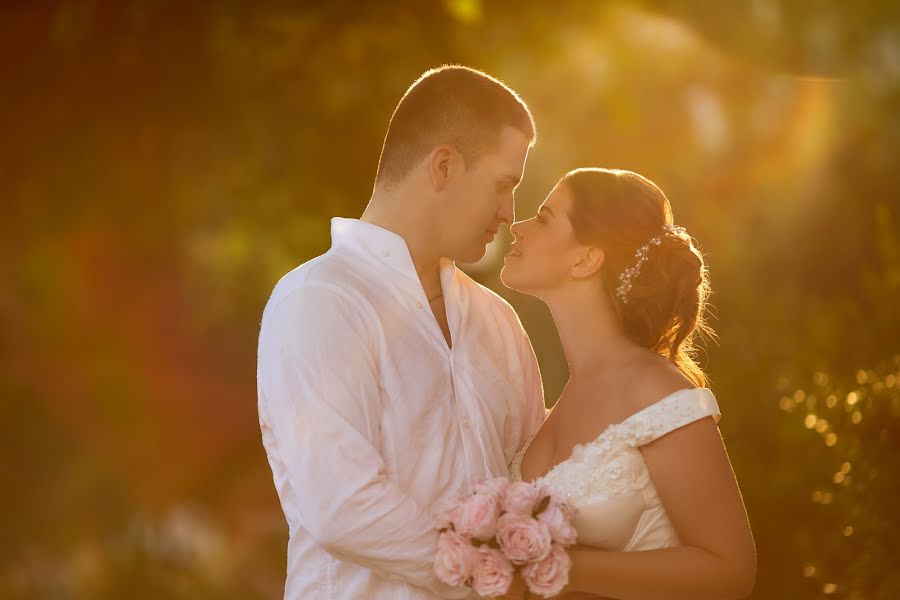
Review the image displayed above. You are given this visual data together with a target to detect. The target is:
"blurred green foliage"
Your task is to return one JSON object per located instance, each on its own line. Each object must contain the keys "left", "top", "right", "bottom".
{"left": 1, "top": 0, "right": 898, "bottom": 597}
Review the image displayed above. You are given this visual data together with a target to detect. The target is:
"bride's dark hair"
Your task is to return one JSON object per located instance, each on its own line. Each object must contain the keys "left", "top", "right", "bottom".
{"left": 561, "top": 168, "right": 714, "bottom": 387}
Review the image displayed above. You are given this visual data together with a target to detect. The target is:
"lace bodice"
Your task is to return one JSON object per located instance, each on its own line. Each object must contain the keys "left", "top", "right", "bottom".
{"left": 509, "top": 388, "right": 720, "bottom": 551}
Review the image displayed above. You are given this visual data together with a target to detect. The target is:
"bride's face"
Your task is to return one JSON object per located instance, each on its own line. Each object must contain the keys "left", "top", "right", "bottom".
{"left": 500, "top": 183, "right": 584, "bottom": 295}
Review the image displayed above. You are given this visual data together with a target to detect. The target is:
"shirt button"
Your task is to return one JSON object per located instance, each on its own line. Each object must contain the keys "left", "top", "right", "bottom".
{"left": 416, "top": 302, "right": 423, "bottom": 309}
{"left": 462, "top": 417, "right": 470, "bottom": 429}
{"left": 382, "top": 249, "right": 390, "bottom": 257}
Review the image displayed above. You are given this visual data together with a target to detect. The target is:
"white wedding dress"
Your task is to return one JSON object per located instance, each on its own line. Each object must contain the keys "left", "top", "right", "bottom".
{"left": 510, "top": 387, "right": 720, "bottom": 565}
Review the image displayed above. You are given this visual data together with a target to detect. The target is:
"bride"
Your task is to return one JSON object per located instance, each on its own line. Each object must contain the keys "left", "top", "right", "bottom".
{"left": 500, "top": 168, "right": 756, "bottom": 599}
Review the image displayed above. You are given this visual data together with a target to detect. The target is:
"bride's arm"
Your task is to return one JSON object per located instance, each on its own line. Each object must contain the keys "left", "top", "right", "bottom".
{"left": 563, "top": 417, "right": 757, "bottom": 599}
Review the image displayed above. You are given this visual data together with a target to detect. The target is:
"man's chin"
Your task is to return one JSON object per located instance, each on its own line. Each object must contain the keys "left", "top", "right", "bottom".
{"left": 455, "top": 246, "right": 488, "bottom": 265}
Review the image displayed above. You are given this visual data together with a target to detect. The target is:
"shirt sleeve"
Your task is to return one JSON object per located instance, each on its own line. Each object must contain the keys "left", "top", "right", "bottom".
{"left": 517, "top": 326, "right": 546, "bottom": 442}
{"left": 257, "top": 283, "right": 468, "bottom": 598}
{"left": 502, "top": 311, "right": 545, "bottom": 466}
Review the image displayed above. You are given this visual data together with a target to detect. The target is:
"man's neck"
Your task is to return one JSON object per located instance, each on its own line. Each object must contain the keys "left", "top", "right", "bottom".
{"left": 361, "top": 192, "right": 444, "bottom": 298}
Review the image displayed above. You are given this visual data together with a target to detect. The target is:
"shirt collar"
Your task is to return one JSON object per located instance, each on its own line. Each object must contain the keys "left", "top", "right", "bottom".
{"left": 330, "top": 217, "right": 458, "bottom": 292}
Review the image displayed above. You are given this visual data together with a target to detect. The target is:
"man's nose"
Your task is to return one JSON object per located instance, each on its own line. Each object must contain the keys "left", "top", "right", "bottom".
{"left": 499, "top": 196, "right": 515, "bottom": 225}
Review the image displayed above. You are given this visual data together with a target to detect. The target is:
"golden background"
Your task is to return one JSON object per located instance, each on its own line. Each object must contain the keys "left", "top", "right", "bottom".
{"left": 1, "top": 1, "right": 898, "bottom": 598}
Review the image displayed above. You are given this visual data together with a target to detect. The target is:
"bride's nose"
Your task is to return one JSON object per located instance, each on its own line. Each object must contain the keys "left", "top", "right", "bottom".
{"left": 510, "top": 220, "right": 524, "bottom": 239}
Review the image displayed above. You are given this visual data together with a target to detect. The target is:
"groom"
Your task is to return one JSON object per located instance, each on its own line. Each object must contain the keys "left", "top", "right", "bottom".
{"left": 257, "top": 66, "right": 545, "bottom": 599}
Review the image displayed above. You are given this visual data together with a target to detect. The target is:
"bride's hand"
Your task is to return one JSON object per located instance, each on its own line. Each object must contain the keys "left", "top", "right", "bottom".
{"left": 499, "top": 571, "right": 530, "bottom": 599}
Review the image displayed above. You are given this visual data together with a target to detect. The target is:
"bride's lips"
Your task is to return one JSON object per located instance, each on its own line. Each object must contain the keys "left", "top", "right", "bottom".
{"left": 506, "top": 242, "right": 522, "bottom": 258}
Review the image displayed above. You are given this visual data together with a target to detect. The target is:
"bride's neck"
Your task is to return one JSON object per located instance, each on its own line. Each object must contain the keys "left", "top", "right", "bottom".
{"left": 545, "top": 286, "right": 636, "bottom": 378}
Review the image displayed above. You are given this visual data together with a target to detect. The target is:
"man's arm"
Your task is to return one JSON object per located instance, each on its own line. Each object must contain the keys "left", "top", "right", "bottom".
{"left": 258, "top": 283, "right": 467, "bottom": 598}
{"left": 516, "top": 322, "right": 546, "bottom": 441}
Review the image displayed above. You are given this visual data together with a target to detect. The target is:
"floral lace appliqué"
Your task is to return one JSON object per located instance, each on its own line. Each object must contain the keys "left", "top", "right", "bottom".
{"left": 509, "top": 388, "right": 720, "bottom": 506}
{"left": 531, "top": 427, "right": 651, "bottom": 502}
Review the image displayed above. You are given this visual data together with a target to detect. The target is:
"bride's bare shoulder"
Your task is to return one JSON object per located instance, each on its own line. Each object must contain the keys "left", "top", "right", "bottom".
{"left": 619, "top": 352, "right": 695, "bottom": 414}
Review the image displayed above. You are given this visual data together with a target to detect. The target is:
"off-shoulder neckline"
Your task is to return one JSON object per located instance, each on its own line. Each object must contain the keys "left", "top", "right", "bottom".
{"left": 518, "top": 387, "right": 713, "bottom": 485}
{"left": 615, "top": 387, "right": 714, "bottom": 431}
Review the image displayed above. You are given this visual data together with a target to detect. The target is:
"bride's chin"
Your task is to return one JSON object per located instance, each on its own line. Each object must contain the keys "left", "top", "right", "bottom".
{"left": 499, "top": 269, "right": 518, "bottom": 290}
{"left": 499, "top": 269, "right": 528, "bottom": 293}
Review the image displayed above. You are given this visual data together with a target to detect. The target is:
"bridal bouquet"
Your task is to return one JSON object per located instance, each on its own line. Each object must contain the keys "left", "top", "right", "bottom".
{"left": 433, "top": 477, "right": 577, "bottom": 598}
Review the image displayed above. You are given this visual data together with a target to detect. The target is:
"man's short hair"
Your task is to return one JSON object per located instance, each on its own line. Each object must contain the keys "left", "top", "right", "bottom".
{"left": 375, "top": 65, "right": 536, "bottom": 188}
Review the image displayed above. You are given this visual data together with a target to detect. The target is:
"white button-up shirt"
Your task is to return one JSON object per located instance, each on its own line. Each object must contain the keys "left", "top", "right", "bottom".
{"left": 257, "top": 218, "right": 545, "bottom": 599}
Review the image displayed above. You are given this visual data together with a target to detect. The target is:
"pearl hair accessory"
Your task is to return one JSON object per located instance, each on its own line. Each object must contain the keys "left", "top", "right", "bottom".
{"left": 615, "top": 224, "right": 688, "bottom": 304}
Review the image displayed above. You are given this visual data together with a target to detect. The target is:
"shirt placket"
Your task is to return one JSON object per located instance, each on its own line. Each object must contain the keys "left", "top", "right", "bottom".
{"left": 442, "top": 277, "right": 484, "bottom": 494}
{"left": 371, "top": 242, "right": 481, "bottom": 495}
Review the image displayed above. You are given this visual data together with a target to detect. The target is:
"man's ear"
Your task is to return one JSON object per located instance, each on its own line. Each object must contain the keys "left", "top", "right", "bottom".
{"left": 429, "top": 145, "right": 457, "bottom": 192}
{"left": 571, "top": 246, "right": 605, "bottom": 279}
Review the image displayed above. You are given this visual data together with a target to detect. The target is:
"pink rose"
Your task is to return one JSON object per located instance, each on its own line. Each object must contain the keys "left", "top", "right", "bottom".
{"left": 537, "top": 499, "right": 577, "bottom": 546}
{"left": 454, "top": 492, "right": 501, "bottom": 541}
{"left": 434, "top": 531, "right": 477, "bottom": 587}
{"left": 473, "top": 476, "right": 510, "bottom": 504}
{"left": 521, "top": 543, "right": 572, "bottom": 597}
{"left": 496, "top": 513, "right": 552, "bottom": 564}
{"left": 471, "top": 547, "right": 514, "bottom": 598}
{"left": 502, "top": 481, "right": 544, "bottom": 516}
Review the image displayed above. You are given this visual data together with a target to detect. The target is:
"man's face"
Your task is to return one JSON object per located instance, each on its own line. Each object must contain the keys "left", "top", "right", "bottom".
{"left": 440, "top": 126, "right": 531, "bottom": 264}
